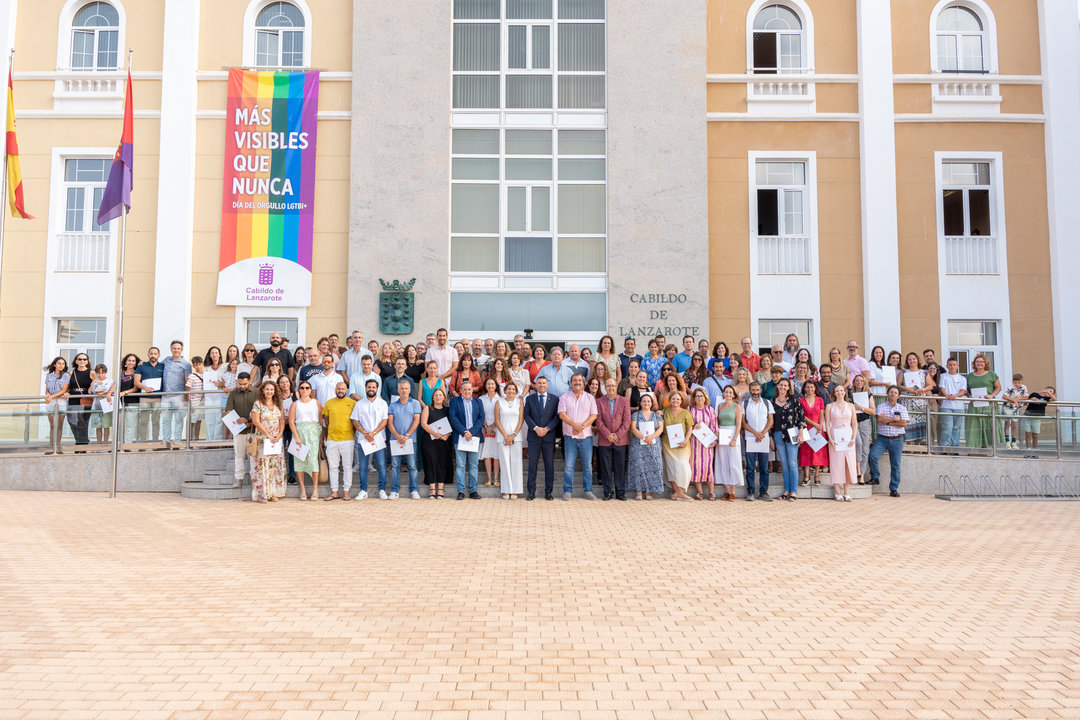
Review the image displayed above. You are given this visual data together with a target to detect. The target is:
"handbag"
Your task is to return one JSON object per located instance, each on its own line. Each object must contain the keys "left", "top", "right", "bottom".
{"left": 246, "top": 433, "right": 259, "bottom": 457}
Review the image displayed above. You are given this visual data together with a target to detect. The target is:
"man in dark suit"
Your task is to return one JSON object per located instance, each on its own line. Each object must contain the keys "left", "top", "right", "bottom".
{"left": 595, "top": 377, "right": 631, "bottom": 500}
{"left": 448, "top": 380, "right": 485, "bottom": 500}
{"left": 524, "top": 376, "right": 560, "bottom": 500}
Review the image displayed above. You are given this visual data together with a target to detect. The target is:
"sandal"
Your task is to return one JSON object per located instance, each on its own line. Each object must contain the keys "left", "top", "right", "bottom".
{"left": 324, "top": 493, "right": 339, "bottom": 501}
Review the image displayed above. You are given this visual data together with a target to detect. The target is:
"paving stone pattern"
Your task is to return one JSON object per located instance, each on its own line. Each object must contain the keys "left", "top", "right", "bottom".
{"left": 0, "top": 491, "right": 1078, "bottom": 720}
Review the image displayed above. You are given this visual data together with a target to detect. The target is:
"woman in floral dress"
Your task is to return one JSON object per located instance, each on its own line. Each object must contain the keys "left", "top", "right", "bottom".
{"left": 250, "top": 380, "right": 286, "bottom": 503}
{"left": 688, "top": 388, "right": 718, "bottom": 499}
{"left": 628, "top": 393, "right": 665, "bottom": 500}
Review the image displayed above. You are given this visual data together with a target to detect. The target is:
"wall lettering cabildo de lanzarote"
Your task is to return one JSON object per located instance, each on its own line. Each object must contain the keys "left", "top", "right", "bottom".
{"left": 614, "top": 293, "right": 702, "bottom": 338}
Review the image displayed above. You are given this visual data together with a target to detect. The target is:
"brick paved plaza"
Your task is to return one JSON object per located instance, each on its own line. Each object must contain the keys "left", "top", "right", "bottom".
{"left": 1, "top": 491, "right": 1078, "bottom": 720}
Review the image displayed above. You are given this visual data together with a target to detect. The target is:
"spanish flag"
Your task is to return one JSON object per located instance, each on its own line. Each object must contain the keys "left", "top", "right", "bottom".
{"left": 5, "top": 69, "right": 32, "bottom": 219}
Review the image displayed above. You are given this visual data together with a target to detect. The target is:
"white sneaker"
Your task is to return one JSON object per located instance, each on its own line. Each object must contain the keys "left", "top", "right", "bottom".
{"left": 835, "top": 495, "right": 843, "bottom": 501}
{"left": 378, "top": 489, "right": 388, "bottom": 500}
{"left": 410, "top": 491, "right": 420, "bottom": 499}
{"left": 844, "top": 495, "right": 852, "bottom": 502}
{"left": 388, "top": 491, "right": 399, "bottom": 499}
{"left": 356, "top": 490, "right": 368, "bottom": 500}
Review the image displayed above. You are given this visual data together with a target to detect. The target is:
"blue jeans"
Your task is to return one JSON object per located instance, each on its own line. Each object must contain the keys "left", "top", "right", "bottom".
{"left": 745, "top": 452, "right": 769, "bottom": 496}
{"left": 357, "top": 446, "right": 386, "bottom": 492}
{"left": 455, "top": 448, "right": 479, "bottom": 494}
{"left": 773, "top": 433, "right": 799, "bottom": 494}
{"left": 390, "top": 445, "right": 419, "bottom": 494}
{"left": 563, "top": 436, "right": 594, "bottom": 494}
{"left": 940, "top": 408, "right": 965, "bottom": 447}
{"left": 869, "top": 435, "right": 904, "bottom": 492}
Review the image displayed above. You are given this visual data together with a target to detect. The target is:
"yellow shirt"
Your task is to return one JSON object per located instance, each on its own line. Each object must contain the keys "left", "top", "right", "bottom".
{"left": 322, "top": 397, "right": 357, "bottom": 442}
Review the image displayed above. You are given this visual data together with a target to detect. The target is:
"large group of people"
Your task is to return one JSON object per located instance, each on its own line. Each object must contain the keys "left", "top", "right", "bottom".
{"left": 41, "top": 329, "right": 1058, "bottom": 502}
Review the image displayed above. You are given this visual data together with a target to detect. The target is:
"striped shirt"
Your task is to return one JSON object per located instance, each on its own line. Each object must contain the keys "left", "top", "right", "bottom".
{"left": 875, "top": 400, "right": 910, "bottom": 438}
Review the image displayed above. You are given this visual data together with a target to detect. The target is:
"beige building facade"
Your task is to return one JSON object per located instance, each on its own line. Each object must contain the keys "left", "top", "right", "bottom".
{"left": 0, "top": 0, "right": 1078, "bottom": 398}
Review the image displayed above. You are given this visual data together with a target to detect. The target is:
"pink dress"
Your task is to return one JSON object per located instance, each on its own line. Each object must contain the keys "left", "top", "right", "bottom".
{"left": 798, "top": 396, "right": 828, "bottom": 467}
{"left": 826, "top": 401, "right": 858, "bottom": 485}
{"left": 689, "top": 405, "right": 717, "bottom": 485}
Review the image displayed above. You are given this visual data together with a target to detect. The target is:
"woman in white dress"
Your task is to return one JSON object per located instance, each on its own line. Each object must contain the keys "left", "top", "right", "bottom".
{"left": 494, "top": 381, "right": 525, "bottom": 498}
{"left": 712, "top": 384, "right": 745, "bottom": 500}
{"left": 479, "top": 376, "right": 502, "bottom": 486}
{"left": 508, "top": 351, "right": 530, "bottom": 396}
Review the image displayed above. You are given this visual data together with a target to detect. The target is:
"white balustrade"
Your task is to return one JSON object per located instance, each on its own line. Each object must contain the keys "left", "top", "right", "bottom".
{"left": 757, "top": 236, "right": 811, "bottom": 275}
{"left": 945, "top": 236, "right": 998, "bottom": 274}
{"left": 55, "top": 233, "right": 110, "bottom": 272}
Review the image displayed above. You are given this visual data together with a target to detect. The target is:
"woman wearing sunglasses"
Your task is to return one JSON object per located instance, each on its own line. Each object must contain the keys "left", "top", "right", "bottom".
{"left": 67, "top": 354, "right": 94, "bottom": 451}
{"left": 288, "top": 380, "right": 322, "bottom": 500}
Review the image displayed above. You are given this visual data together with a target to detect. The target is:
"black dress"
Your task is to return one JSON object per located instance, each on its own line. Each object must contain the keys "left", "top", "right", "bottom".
{"left": 68, "top": 368, "right": 94, "bottom": 445}
{"left": 421, "top": 405, "right": 454, "bottom": 486}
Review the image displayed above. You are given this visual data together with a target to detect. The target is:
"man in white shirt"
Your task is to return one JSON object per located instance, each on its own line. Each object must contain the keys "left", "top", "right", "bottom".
{"left": 769, "top": 345, "right": 793, "bottom": 376}
{"left": 336, "top": 331, "right": 373, "bottom": 382}
{"left": 742, "top": 382, "right": 774, "bottom": 502}
{"left": 564, "top": 344, "right": 591, "bottom": 378}
{"left": 308, "top": 354, "right": 342, "bottom": 406}
{"left": 938, "top": 357, "right": 968, "bottom": 448}
{"left": 426, "top": 327, "right": 459, "bottom": 380}
{"left": 350, "top": 379, "right": 388, "bottom": 498}
{"left": 470, "top": 338, "right": 491, "bottom": 367}
{"left": 347, "top": 355, "right": 382, "bottom": 401}
{"left": 782, "top": 334, "right": 800, "bottom": 367}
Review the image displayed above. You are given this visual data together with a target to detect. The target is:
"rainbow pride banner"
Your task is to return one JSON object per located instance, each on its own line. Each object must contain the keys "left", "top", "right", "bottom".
{"left": 217, "top": 69, "right": 320, "bottom": 307}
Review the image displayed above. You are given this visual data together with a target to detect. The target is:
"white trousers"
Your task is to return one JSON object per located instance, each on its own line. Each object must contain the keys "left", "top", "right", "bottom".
{"left": 232, "top": 434, "right": 255, "bottom": 482}
{"left": 326, "top": 440, "right": 354, "bottom": 491}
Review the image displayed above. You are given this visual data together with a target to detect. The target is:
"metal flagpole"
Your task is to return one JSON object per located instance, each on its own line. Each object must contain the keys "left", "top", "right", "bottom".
{"left": 0, "top": 50, "right": 13, "bottom": 313}
{"left": 109, "top": 49, "right": 133, "bottom": 499}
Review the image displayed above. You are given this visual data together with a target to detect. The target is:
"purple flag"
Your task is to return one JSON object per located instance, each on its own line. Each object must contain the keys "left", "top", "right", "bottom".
{"left": 97, "top": 68, "right": 133, "bottom": 225}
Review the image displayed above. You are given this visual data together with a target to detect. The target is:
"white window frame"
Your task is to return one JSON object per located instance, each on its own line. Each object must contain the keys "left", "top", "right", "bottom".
{"left": 928, "top": 0, "right": 1000, "bottom": 113}
{"left": 505, "top": 19, "right": 553, "bottom": 73}
{"left": 234, "top": 307, "right": 306, "bottom": 350}
{"left": 744, "top": 0, "right": 815, "bottom": 110}
{"left": 750, "top": 157, "right": 812, "bottom": 276}
{"left": 56, "top": 0, "right": 126, "bottom": 72}
{"left": 54, "top": 317, "right": 109, "bottom": 368}
{"left": 758, "top": 319, "right": 812, "bottom": 356}
{"left": 935, "top": 153, "right": 1005, "bottom": 276}
{"left": 242, "top": 0, "right": 313, "bottom": 69}
{"left": 946, "top": 320, "right": 1001, "bottom": 374}
{"left": 929, "top": 0, "right": 997, "bottom": 74}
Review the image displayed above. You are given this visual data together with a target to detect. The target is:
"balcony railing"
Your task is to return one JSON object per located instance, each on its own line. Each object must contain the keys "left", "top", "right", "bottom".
{"left": 944, "top": 236, "right": 998, "bottom": 274}
{"left": 748, "top": 68, "right": 811, "bottom": 98}
{"left": 935, "top": 81, "right": 995, "bottom": 97}
{"left": 757, "top": 235, "right": 811, "bottom": 275}
{"left": 58, "top": 76, "right": 121, "bottom": 95}
{"left": 56, "top": 232, "right": 110, "bottom": 272}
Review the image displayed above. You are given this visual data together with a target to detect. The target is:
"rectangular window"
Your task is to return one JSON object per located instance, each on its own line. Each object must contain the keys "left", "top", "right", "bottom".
{"left": 451, "top": 292, "right": 605, "bottom": 331}
{"left": 451, "top": 236, "right": 500, "bottom": 272}
{"left": 941, "top": 160, "right": 996, "bottom": 274}
{"left": 758, "top": 320, "right": 811, "bottom": 352}
{"left": 56, "top": 317, "right": 107, "bottom": 367}
{"left": 947, "top": 320, "right": 999, "bottom": 373}
{"left": 558, "top": 237, "right": 605, "bottom": 272}
{"left": 246, "top": 318, "right": 299, "bottom": 347}
{"left": 754, "top": 159, "right": 810, "bottom": 275}
{"left": 504, "top": 237, "right": 552, "bottom": 272}
{"left": 57, "top": 158, "right": 111, "bottom": 272}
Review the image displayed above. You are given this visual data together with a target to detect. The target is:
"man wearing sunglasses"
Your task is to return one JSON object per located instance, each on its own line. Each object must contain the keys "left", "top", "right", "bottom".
{"left": 254, "top": 331, "right": 296, "bottom": 382}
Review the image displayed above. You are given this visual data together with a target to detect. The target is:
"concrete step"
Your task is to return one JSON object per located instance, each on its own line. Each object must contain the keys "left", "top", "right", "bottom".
{"left": 201, "top": 469, "right": 235, "bottom": 486}
{"left": 179, "top": 481, "right": 242, "bottom": 500}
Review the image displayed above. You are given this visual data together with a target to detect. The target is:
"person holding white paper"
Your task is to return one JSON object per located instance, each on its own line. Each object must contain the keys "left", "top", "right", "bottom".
{"left": 798, "top": 380, "right": 828, "bottom": 487}
{"left": 628, "top": 393, "right": 664, "bottom": 500}
{"left": 741, "top": 382, "right": 774, "bottom": 501}
{"left": 824, "top": 385, "right": 858, "bottom": 501}
{"left": 349, "top": 379, "right": 388, "bottom": 499}
{"left": 420, "top": 388, "right": 453, "bottom": 497}
{"left": 449, "top": 380, "right": 485, "bottom": 500}
{"left": 134, "top": 347, "right": 164, "bottom": 443}
{"left": 89, "top": 363, "right": 114, "bottom": 445}
{"left": 898, "top": 352, "right": 933, "bottom": 444}
{"left": 965, "top": 353, "right": 1001, "bottom": 449}
{"left": 288, "top": 380, "right": 322, "bottom": 501}
{"left": 849, "top": 374, "right": 876, "bottom": 482}
{"left": 688, "top": 388, "right": 718, "bottom": 499}
{"left": 661, "top": 391, "right": 695, "bottom": 501}
{"left": 249, "top": 381, "right": 286, "bottom": 503}
{"left": 387, "top": 380, "right": 423, "bottom": 499}
{"left": 494, "top": 381, "right": 525, "bottom": 498}
{"left": 712, "top": 385, "right": 745, "bottom": 501}
{"left": 769, "top": 379, "right": 803, "bottom": 501}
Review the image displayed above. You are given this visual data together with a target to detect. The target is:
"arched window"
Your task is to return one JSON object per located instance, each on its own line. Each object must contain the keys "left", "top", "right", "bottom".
{"left": 70, "top": 2, "right": 119, "bottom": 70}
{"left": 255, "top": 1, "right": 306, "bottom": 68}
{"left": 935, "top": 5, "right": 986, "bottom": 72}
{"left": 752, "top": 4, "right": 805, "bottom": 74}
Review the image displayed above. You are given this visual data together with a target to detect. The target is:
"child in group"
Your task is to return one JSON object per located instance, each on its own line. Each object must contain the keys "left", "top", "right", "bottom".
{"left": 186, "top": 356, "right": 206, "bottom": 441}
{"left": 89, "top": 363, "right": 114, "bottom": 444}
{"left": 1001, "top": 373, "right": 1028, "bottom": 450}
{"left": 1022, "top": 385, "right": 1057, "bottom": 458}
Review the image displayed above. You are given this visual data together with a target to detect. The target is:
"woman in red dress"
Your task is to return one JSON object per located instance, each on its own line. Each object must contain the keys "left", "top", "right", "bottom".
{"left": 798, "top": 380, "right": 828, "bottom": 485}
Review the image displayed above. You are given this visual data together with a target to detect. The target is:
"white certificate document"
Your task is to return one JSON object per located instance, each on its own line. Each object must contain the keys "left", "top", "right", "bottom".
{"left": 99, "top": 397, "right": 114, "bottom": 414}
{"left": 143, "top": 378, "right": 161, "bottom": 391}
{"left": 852, "top": 392, "right": 870, "bottom": 408}
{"left": 666, "top": 424, "right": 686, "bottom": 446}
{"left": 874, "top": 367, "right": 894, "bottom": 394}
{"left": 831, "top": 427, "right": 853, "bottom": 447}
{"left": 221, "top": 410, "right": 245, "bottom": 437}
{"left": 903, "top": 371, "right": 923, "bottom": 390}
{"left": 390, "top": 437, "right": 414, "bottom": 456}
{"left": 637, "top": 420, "right": 655, "bottom": 444}
{"left": 806, "top": 428, "right": 828, "bottom": 453}
{"left": 716, "top": 427, "right": 736, "bottom": 444}
{"left": 263, "top": 439, "right": 283, "bottom": 455}
{"left": 287, "top": 437, "right": 310, "bottom": 461}
{"left": 971, "top": 387, "right": 989, "bottom": 407}
{"left": 358, "top": 432, "right": 386, "bottom": 456}
{"left": 786, "top": 427, "right": 799, "bottom": 444}
{"left": 744, "top": 431, "right": 769, "bottom": 453}
{"left": 457, "top": 434, "right": 481, "bottom": 453}
{"left": 691, "top": 424, "right": 718, "bottom": 447}
{"left": 428, "top": 417, "right": 451, "bottom": 439}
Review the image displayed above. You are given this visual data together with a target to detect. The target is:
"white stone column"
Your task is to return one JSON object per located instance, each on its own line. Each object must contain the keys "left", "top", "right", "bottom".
{"left": 856, "top": 0, "right": 902, "bottom": 352}
{"left": 151, "top": 0, "right": 200, "bottom": 350}
{"left": 1038, "top": 0, "right": 1080, "bottom": 400}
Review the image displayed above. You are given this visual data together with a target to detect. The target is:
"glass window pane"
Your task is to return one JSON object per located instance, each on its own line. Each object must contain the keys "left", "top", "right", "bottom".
{"left": 982, "top": 321, "right": 998, "bottom": 345}
{"left": 506, "top": 74, "right": 552, "bottom": 108}
{"left": 454, "top": 24, "right": 500, "bottom": 71}
{"left": 968, "top": 189, "right": 990, "bottom": 236}
{"left": 246, "top": 318, "right": 299, "bottom": 346}
{"left": 532, "top": 186, "right": 551, "bottom": 231}
{"left": 452, "top": 291, "right": 605, "bottom": 331}
{"left": 454, "top": 0, "right": 500, "bottom": 19}
{"left": 451, "top": 236, "right": 500, "bottom": 272}
{"left": 281, "top": 30, "right": 304, "bottom": 67}
{"left": 74, "top": 2, "right": 119, "bottom": 27}
{"left": 558, "top": 24, "right": 604, "bottom": 71}
{"left": 256, "top": 30, "right": 279, "bottom": 67}
{"left": 504, "top": 237, "right": 553, "bottom": 272}
{"left": 759, "top": 320, "right": 811, "bottom": 348}
{"left": 938, "top": 6, "right": 982, "bottom": 32}
{"left": 57, "top": 318, "right": 106, "bottom": 343}
{"left": 558, "top": 237, "right": 605, "bottom": 272}
{"left": 97, "top": 29, "right": 118, "bottom": 69}
{"left": 532, "top": 25, "right": 551, "bottom": 69}
{"left": 453, "top": 129, "right": 500, "bottom": 155}
{"left": 257, "top": 2, "right": 305, "bottom": 27}
{"left": 753, "top": 32, "right": 777, "bottom": 72}
{"left": 976, "top": 163, "right": 990, "bottom": 185}
{"left": 452, "top": 158, "right": 500, "bottom": 180}
{"left": 451, "top": 184, "right": 500, "bottom": 233}
{"left": 508, "top": 0, "right": 552, "bottom": 19}
{"left": 558, "top": 184, "right": 605, "bottom": 233}
{"left": 507, "top": 187, "right": 527, "bottom": 231}
{"left": 508, "top": 25, "right": 527, "bottom": 69}
{"left": 506, "top": 130, "right": 552, "bottom": 155}
{"left": 506, "top": 158, "right": 552, "bottom": 180}
{"left": 71, "top": 30, "right": 95, "bottom": 68}
{"left": 558, "top": 130, "right": 604, "bottom": 155}
{"left": 779, "top": 33, "right": 801, "bottom": 70}
{"left": 558, "top": 0, "right": 605, "bottom": 19}
{"left": 753, "top": 5, "right": 801, "bottom": 30}
{"left": 558, "top": 158, "right": 605, "bottom": 180}
{"left": 453, "top": 75, "right": 500, "bottom": 108}
{"left": 557, "top": 75, "right": 604, "bottom": 109}
{"left": 961, "top": 35, "right": 983, "bottom": 72}
{"left": 91, "top": 187, "right": 107, "bottom": 232}
{"left": 65, "top": 188, "right": 85, "bottom": 232}
{"left": 783, "top": 190, "right": 804, "bottom": 235}
{"left": 937, "top": 35, "right": 958, "bottom": 72}
{"left": 942, "top": 189, "right": 965, "bottom": 236}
